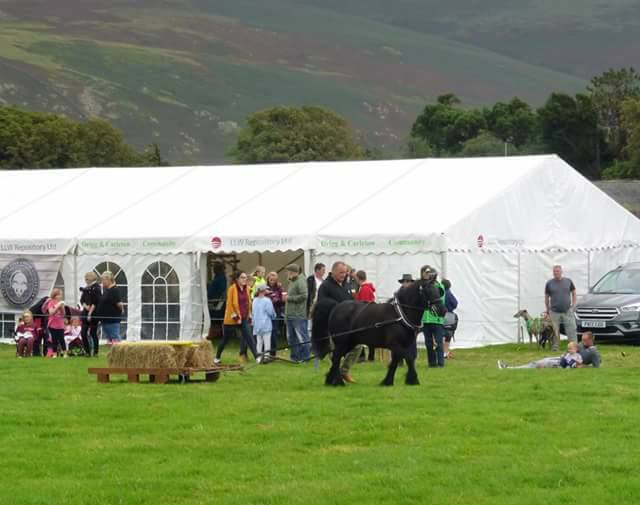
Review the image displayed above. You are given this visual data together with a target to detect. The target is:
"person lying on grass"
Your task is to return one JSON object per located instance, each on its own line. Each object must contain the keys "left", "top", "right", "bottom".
{"left": 498, "top": 340, "right": 598, "bottom": 369}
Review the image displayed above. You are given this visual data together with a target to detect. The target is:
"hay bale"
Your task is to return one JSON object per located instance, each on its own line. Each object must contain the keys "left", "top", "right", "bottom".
{"left": 107, "top": 343, "right": 177, "bottom": 368}
{"left": 173, "top": 345, "right": 191, "bottom": 368}
{"left": 185, "top": 340, "right": 214, "bottom": 368}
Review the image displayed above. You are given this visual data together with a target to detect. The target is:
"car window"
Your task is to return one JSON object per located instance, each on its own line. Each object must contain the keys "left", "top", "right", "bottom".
{"left": 592, "top": 269, "right": 640, "bottom": 294}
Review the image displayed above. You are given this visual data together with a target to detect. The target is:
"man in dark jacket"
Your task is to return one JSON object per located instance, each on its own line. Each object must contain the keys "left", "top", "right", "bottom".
{"left": 306, "top": 262, "right": 326, "bottom": 317}
{"left": 80, "top": 271, "right": 102, "bottom": 356}
{"left": 314, "top": 261, "right": 362, "bottom": 383}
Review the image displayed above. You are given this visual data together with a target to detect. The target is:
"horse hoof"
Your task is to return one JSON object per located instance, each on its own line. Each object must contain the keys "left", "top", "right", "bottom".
{"left": 405, "top": 379, "right": 420, "bottom": 386}
{"left": 380, "top": 380, "right": 394, "bottom": 387}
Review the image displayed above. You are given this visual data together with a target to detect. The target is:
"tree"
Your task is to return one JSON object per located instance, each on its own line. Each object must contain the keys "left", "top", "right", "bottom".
{"left": 460, "top": 131, "right": 510, "bottom": 157}
{"left": 76, "top": 119, "right": 142, "bottom": 167}
{"left": 538, "top": 93, "right": 607, "bottom": 179}
{"left": 484, "top": 97, "right": 538, "bottom": 147}
{"left": 232, "top": 106, "right": 362, "bottom": 163}
{"left": 588, "top": 67, "right": 640, "bottom": 159}
{"left": 602, "top": 98, "right": 640, "bottom": 178}
{"left": 0, "top": 106, "right": 163, "bottom": 169}
{"left": 411, "top": 94, "right": 486, "bottom": 155}
{"left": 404, "top": 135, "right": 433, "bottom": 158}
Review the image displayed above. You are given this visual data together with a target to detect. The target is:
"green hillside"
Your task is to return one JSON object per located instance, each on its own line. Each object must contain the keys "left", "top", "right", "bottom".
{"left": 0, "top": 0, "right": 635, "bottom": 163}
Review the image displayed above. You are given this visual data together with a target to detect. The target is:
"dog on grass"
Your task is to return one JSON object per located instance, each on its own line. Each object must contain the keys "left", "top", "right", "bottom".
{"left": 513, "top": 309, "right": 554, "bottom": 348}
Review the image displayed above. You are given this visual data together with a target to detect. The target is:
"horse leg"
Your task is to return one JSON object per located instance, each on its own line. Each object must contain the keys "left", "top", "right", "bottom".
{"left": 381, "top": 351, "right": 400, "bottom": 386}
{"left": 325, "top": 343, "right": 346, "bottom": 386}
{"left": 405, "top": 350, "right": 420, "bottom": 386}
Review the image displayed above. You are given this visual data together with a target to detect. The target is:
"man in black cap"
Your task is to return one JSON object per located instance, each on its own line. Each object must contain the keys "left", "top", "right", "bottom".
{"left": 398, "top": 274, "right": 414, "bottom": 291}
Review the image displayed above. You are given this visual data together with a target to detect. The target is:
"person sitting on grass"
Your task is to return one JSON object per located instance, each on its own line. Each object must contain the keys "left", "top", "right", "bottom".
{"left": 252, "top": 284, "right": 276, "bottom": 364}
{"left": 15, "top": 311, "right": 38, "bottom": 358}
{"left": 578, "top": 331, "right": 602, "bottom": 368}
{"left": 498, "top": 341, "right": 585, "bottom": 369}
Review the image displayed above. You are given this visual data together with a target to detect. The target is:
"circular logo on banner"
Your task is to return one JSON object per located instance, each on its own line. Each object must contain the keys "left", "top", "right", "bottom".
{"left": 477, "top": 234, "right": 485, "bottom": 248}
{"left": 211, "top": 236, "right": 222, "bottom": 250}
{"left": 0, "top": 258, "right": 40, "bottom": 308}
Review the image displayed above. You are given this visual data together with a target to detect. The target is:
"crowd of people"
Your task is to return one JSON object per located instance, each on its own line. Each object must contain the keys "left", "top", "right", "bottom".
{"left": 12, "top": 259, "right": 602, "bottom": 373}
{"left": 13, "top": 271, "right": 124, "bottom": 358}
{"left": 207, "top": 261, "right": 462, "bottom": 381}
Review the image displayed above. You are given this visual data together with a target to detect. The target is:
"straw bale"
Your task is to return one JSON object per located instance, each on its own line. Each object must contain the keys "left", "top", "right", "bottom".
{"left": 107, "top": 343, "right": 177, "bottom": 368}
{"left": 185, "top": 340, "right": 214, "bottom": 368}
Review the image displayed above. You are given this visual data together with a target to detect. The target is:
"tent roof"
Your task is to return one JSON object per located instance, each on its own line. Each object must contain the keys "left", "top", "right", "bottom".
{"left": 1, "top": 155, "right": 639, "bottom": 255}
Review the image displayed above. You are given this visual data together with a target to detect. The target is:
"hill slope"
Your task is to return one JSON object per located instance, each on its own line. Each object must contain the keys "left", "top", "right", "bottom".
{"left": 0, "top": 0, "right": 636, "bottom": 163}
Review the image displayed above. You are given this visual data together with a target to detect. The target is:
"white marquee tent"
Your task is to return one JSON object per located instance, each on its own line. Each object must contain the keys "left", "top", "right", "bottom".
{"left": 1, "top": 154, "right": 640, "bottom": 346}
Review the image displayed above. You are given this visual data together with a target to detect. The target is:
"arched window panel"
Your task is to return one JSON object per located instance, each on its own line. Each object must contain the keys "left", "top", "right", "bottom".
{"left": 93, "top": 261, "right": 128, "bottom": 338}
{"left": 140, "top": 261, "right": 180, "bottom": 341}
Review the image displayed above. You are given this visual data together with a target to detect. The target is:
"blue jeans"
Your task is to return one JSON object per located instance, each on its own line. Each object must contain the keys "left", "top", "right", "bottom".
{"left": 102, "top": 322, "right": 121, "bottom": 342}
{"left": 423, "top": 323, "right": 445, "bottom": 367}
{"left": 286, "top": 317, "right": 310, "bottom": 362}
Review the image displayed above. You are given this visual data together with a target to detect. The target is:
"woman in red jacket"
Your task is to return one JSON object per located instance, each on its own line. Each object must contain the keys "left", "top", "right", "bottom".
{"left": 355, "top": 270, "right": 377, "bottom": 361}
{"left": 355, "top": 270, "right": 376, "bottom": 302}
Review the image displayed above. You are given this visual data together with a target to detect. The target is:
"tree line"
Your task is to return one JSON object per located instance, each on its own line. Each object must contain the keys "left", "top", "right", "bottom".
{"left": 0, "top": 106, "right": 164, "bottom": 169}
{"left": 233, "top": 68, "right": 640, "bottom": 180}
{"left": 2, "top": 67, "right": 639, "bottom": 179}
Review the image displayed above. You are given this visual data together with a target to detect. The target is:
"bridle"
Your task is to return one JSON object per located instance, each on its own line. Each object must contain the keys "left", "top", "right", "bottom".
{"left": 391, "top": 295, "right": 422, "bottom": 332}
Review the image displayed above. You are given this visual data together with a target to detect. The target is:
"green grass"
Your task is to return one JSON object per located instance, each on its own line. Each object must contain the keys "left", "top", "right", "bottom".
{"left": 1, "top": 342, "right": 639, "bottom": 505}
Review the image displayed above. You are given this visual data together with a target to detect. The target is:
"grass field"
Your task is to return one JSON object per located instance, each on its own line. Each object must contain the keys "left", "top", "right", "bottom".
{"left": 1, "top": 342, "right": 639, "bottom": 505}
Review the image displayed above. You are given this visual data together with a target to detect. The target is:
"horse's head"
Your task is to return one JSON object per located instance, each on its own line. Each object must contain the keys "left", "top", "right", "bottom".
{"left": 513, "top": 309, "right": 530, "bottom": 319}
{"left": 399, "top": 279, "right": 442, "bottom": 310}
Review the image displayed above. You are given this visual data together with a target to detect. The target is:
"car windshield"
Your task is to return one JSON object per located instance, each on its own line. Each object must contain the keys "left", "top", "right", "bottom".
{"left": 592, "top": 269, "right": 640, "bottom": 294}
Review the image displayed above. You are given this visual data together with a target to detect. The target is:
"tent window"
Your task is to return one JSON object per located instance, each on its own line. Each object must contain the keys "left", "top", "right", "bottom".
{"left": 0, "top": 312, "right": 16, "bottom": 339}
{"left": 140, "top": 261, "right": 180, "bottom": 341}
{"left": 93, "top": 261, "right": 128, "bottom": 338}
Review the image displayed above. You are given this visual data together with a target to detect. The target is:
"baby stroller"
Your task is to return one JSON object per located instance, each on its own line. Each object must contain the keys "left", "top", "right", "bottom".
{"left": 64, "top": 306, "right": 85, "bottom": 357}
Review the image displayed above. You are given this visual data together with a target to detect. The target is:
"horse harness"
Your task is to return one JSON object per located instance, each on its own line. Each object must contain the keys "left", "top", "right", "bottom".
{"left": 327, "top": 297, "right": 422, "bottom": 340}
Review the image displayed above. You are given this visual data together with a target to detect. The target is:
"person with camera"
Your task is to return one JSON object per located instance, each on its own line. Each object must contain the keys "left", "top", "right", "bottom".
{"left": 421, "top": 266, "right": 447, "bottom": 368}
{"left": 80, "top": 271, "right": 102, "bottom": 357}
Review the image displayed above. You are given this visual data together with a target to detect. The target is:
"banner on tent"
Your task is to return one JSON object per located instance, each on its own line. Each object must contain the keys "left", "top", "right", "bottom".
{"left": 0, "top": 255, "right": 64, "bottom": 313}
{"left": 0, "top": 239, "right": 71, "bottom": 256}
{"left": 316, "top": 235, "right": 446, "bottom": 254}
{"left": 78, "top": 235, "right": 307, "bottom": 254}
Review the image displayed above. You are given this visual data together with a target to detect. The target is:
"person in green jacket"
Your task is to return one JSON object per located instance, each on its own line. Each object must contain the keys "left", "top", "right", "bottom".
{"left": 250, "top": 265, "right": 267, "bottom": 298}
{"left": 421, "top": 265, "right": 446, "bottom": 367}
{"left": 284, "top": 264, "right": 309, "bottom": 362}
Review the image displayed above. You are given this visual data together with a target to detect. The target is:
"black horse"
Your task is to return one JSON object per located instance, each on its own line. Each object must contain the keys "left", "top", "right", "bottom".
{"left": 312, "top": 279, "right": 444, "bottom": 386}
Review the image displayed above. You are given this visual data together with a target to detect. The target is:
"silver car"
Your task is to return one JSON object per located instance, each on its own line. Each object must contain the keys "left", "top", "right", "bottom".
{"left": 576, "top": 263, "right": 640, "bottom": 343}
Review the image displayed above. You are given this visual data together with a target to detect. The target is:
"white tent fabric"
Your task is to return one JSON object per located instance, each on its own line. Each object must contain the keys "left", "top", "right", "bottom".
{"left": 2, "top": 155, "right": 640, "bottom": 346}
{"left": 2, "top": 155, "right": 639, "bottom": 255}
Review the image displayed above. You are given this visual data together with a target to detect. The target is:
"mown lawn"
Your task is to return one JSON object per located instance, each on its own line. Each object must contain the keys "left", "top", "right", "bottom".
{"left": 0, "top": 343, "right": 638, "bottom": 505}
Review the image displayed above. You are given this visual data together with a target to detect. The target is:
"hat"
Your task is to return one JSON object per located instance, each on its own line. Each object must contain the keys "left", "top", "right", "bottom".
{"left": 285, "top": 264, "right": 300, "bottom": 273}
{"left": 256, "top": 284, "right": 269, "bottom": 293}
{"left": 398, "top": 274, "right": 414, "bottom": 283}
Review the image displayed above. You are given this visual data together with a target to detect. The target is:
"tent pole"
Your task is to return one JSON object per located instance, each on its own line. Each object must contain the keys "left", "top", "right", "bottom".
{"left": 587, "top": 250, "right": 592, "bottom": 289}
{"left": 199, "top": 253, "right": 210, "bottom": 340}
{"left": 517, "top": 248, "right": 523, "bottom": 343}
{"left": 73, "top": 243, "right": 78, "bottom": 307}
{"left": 305, "top": 249, "right": 314, "bottom": 276}
{"left": 440, "top": 250, "right": 448, "bottom": 278}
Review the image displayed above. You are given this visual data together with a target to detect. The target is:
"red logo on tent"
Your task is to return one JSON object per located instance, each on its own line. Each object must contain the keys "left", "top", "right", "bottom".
{"left": 477, "top": 235, "right": 485, "bottom": 248}
{"left": 211, "top": 236, "right": 222, "bottom": 250}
